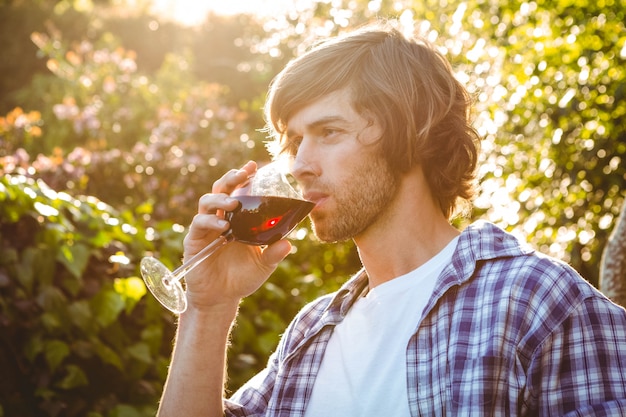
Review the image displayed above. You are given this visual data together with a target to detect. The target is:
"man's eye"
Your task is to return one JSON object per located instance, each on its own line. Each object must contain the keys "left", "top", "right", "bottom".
{"left": 323, "top": 128, "right": 339, "bottom": 137}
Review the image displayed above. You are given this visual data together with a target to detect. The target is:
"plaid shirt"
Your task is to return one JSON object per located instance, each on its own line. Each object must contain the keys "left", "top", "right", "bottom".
{"left": 225, "top": 221, "right": 626, "bottom": 416}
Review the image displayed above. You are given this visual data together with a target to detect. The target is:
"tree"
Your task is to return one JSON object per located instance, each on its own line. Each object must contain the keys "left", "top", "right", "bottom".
{"left": 600, "top": 200, "right": 626, "bottom": 306}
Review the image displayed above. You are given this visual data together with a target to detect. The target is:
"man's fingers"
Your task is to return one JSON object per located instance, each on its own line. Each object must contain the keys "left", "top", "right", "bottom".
{"left": 184, "top": 213, "right": 230, "bottom": 242}
{"left": 211, "top": 161, "right": 257, "bottom": 194}
{"left": 260, "top": 239, "right": 292, "bottom": 268}
{"left": 197, "top": 193, "right": 240, "bottom": 215}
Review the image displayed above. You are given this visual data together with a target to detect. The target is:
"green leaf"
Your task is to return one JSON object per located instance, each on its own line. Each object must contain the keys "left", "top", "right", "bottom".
{"left": 24, "top": 335, "right": 44, "bottom": 362}
{"left": 140, "top": 324, "right": 163, "bottom": 353}
{"left": 89, "top": 229, "right": 112, "bottom": 247}
{"left": 56, "top": 242, "right": 91, "bottom": 278}
{"left": 68, "top": 300, "right": 93, "bottom": 331}
{"left": 135, "top": 201, "right": 153, "bottom": 216}
{"left": 32, "top": 247, "right": 56, "bottom": 286}
{"left": 257, "top": 331, "right": 280, "bottom": 355}
{"left": 15, "top": 247, "right": 37, "bottom": 292}
{"left": 93, "top": 339, "right": 123, "bottom": 370}
{"left": 114, "top": 276, "right": 147, "bottom": 313}
{"left": 114, "top": 276, "right": 146, "bottom": 301}
{"left": 110, "top": 404, "right": 142, "bottom": 417}
{"left": 0, "top": 247, "right": 18, "bottom": 266}
{"left": 56, "top": 364, "right": 88, "bottom": 389}
{"left": 62, "top": 273, "right": 83, "bottom": 297}
{"left": 33, "top": 387, "right": 55, "bottom": 401}
{"left": 126, "top": 342, "right": 151, "bottom": 364}
{"left": 40, "top": 312, "right": 62, "bottom": 331}
{"left": 45, "top": 339, "right": 70, "bottom": 372}
{"left": 36, "top": 285, "right": 67, "bottom": 311}
{"left": 92, "top": 289, "right": 125, "bottom": 327}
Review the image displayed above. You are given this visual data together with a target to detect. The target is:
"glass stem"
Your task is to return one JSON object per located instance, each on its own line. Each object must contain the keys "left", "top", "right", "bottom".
{"left": 163, "top": 232, "right": 235, "bottom": 286}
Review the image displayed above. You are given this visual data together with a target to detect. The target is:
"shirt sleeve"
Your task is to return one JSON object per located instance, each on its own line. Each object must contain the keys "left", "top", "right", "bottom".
{"left": 224, "top": 352, "right": 279, "bottom": 417}
{"left": 223, "top": 291, "right": 338, "bottom": 416}
{"left": 529, "top": 296, "right": 626, "bottom": 416}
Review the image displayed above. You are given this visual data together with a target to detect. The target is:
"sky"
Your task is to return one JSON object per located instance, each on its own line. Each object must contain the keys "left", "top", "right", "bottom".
{"left": 151, "top": 0, "right": 298, "bottom": 25}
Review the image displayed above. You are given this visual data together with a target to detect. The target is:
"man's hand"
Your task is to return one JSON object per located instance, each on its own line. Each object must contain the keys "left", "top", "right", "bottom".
{"left": 181, "top": 161, "right": 292, "bottom": 311}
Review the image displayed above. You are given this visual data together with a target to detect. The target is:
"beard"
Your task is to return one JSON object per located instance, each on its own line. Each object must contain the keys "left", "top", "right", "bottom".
{"left": 310, "top": 154, "right": 398, "bottom": 243}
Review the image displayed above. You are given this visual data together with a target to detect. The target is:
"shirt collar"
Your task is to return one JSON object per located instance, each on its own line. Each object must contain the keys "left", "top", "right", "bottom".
{"left": 319, "top": 270, "right": 368, "bottom": 322}
{"left": 448, "top": 220, "right": 535, "bottom": 283}
{"left": 325, "top": 221, "right": 535, "bottom": 317}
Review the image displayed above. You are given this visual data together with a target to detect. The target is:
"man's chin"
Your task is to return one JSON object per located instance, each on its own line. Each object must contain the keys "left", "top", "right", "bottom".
{"left": 311, "top": 222, "right": 354, "bottom": 244}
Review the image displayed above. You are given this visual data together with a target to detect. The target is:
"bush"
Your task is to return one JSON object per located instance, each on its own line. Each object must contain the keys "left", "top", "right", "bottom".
{"left": 0, "top": 174, "right": 180, "bottom": 417}
{"left": 12, "top": 29, "right": 267, "bottom": 224}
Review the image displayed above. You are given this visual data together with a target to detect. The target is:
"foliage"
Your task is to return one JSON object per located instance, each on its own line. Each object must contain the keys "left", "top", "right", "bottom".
{"left": 461, "top": 0, "right": 626, "bottom": 285}
{"left": 3, "top": 27, "right": 268, "bottom": 225}
{"left": 0, "top": 174, "right": 178, "bottom": 416}
{"left": 1, "top": 0, "right": 625, "bottom": 413}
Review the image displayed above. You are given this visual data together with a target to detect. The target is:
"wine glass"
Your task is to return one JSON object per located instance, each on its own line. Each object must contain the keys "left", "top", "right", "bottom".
{"left": 140, "top": 159, "right": 314, "bottom": 314}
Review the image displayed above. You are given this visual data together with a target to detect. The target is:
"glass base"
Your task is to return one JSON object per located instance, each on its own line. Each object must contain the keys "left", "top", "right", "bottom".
{"left": 140, "top": 256, "right": 187, "bottom": 314}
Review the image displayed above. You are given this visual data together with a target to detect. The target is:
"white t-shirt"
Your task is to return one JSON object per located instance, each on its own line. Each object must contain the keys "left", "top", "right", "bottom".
{"left": 303, "top": 237, "right": 458, "bottom": 417}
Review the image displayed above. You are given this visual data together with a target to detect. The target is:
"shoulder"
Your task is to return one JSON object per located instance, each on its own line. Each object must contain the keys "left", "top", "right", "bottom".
{"left": 452, "top": 220, "right": 626, "bottom": 337}
{"left": 455, "top": 221, "right": 595, "bottom": 296}
{"left": 275, "top": 288, "right": 340, "bottom": 356}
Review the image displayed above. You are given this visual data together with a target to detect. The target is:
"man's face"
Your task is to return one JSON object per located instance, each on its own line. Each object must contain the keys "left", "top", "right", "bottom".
{"left": 284, "top": 89, "right": 398, "bottom": 243}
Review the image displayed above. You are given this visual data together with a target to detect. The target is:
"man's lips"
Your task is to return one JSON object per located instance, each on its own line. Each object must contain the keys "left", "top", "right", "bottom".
{"left": 302, "top": 191, "right": 328, "bottom": 209}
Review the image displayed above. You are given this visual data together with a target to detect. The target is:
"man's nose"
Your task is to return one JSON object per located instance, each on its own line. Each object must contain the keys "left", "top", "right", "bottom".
{"left": 289, "top": 138, "right": 318, "bottom": 181}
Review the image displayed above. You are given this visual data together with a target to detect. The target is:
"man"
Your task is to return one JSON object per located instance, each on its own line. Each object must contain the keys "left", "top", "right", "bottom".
{"left": 157, "top": 24, "right": 626, "bottom": 416}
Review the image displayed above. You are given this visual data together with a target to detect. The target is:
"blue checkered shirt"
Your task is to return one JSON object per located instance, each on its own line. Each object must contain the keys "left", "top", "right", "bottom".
{"left": 225, "top": 221, "right": 626, "bottom": 416}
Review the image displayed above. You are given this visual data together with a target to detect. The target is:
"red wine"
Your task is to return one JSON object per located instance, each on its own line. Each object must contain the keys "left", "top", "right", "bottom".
{"left": 226, "top": 196, "right": 314, "bottom": 245}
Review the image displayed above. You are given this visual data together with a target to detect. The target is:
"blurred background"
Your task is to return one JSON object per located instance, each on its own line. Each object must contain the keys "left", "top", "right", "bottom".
{"left": 1, "top": 0, "right": 624, "bottom": 415}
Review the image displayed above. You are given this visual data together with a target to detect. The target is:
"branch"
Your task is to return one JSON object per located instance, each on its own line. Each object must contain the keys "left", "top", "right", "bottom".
{"left": 599, "top": 197, "right": 626, "bottom": 307}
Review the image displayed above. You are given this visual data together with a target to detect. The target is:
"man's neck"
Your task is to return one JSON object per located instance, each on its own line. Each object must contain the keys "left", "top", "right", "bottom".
{"left": 353, "top": 169, "right": 460, "bottom": 289}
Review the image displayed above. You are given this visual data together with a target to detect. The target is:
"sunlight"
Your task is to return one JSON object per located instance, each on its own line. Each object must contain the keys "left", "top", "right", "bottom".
{"left": 151, "top": 0, "right": 296, "bottom": 26}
